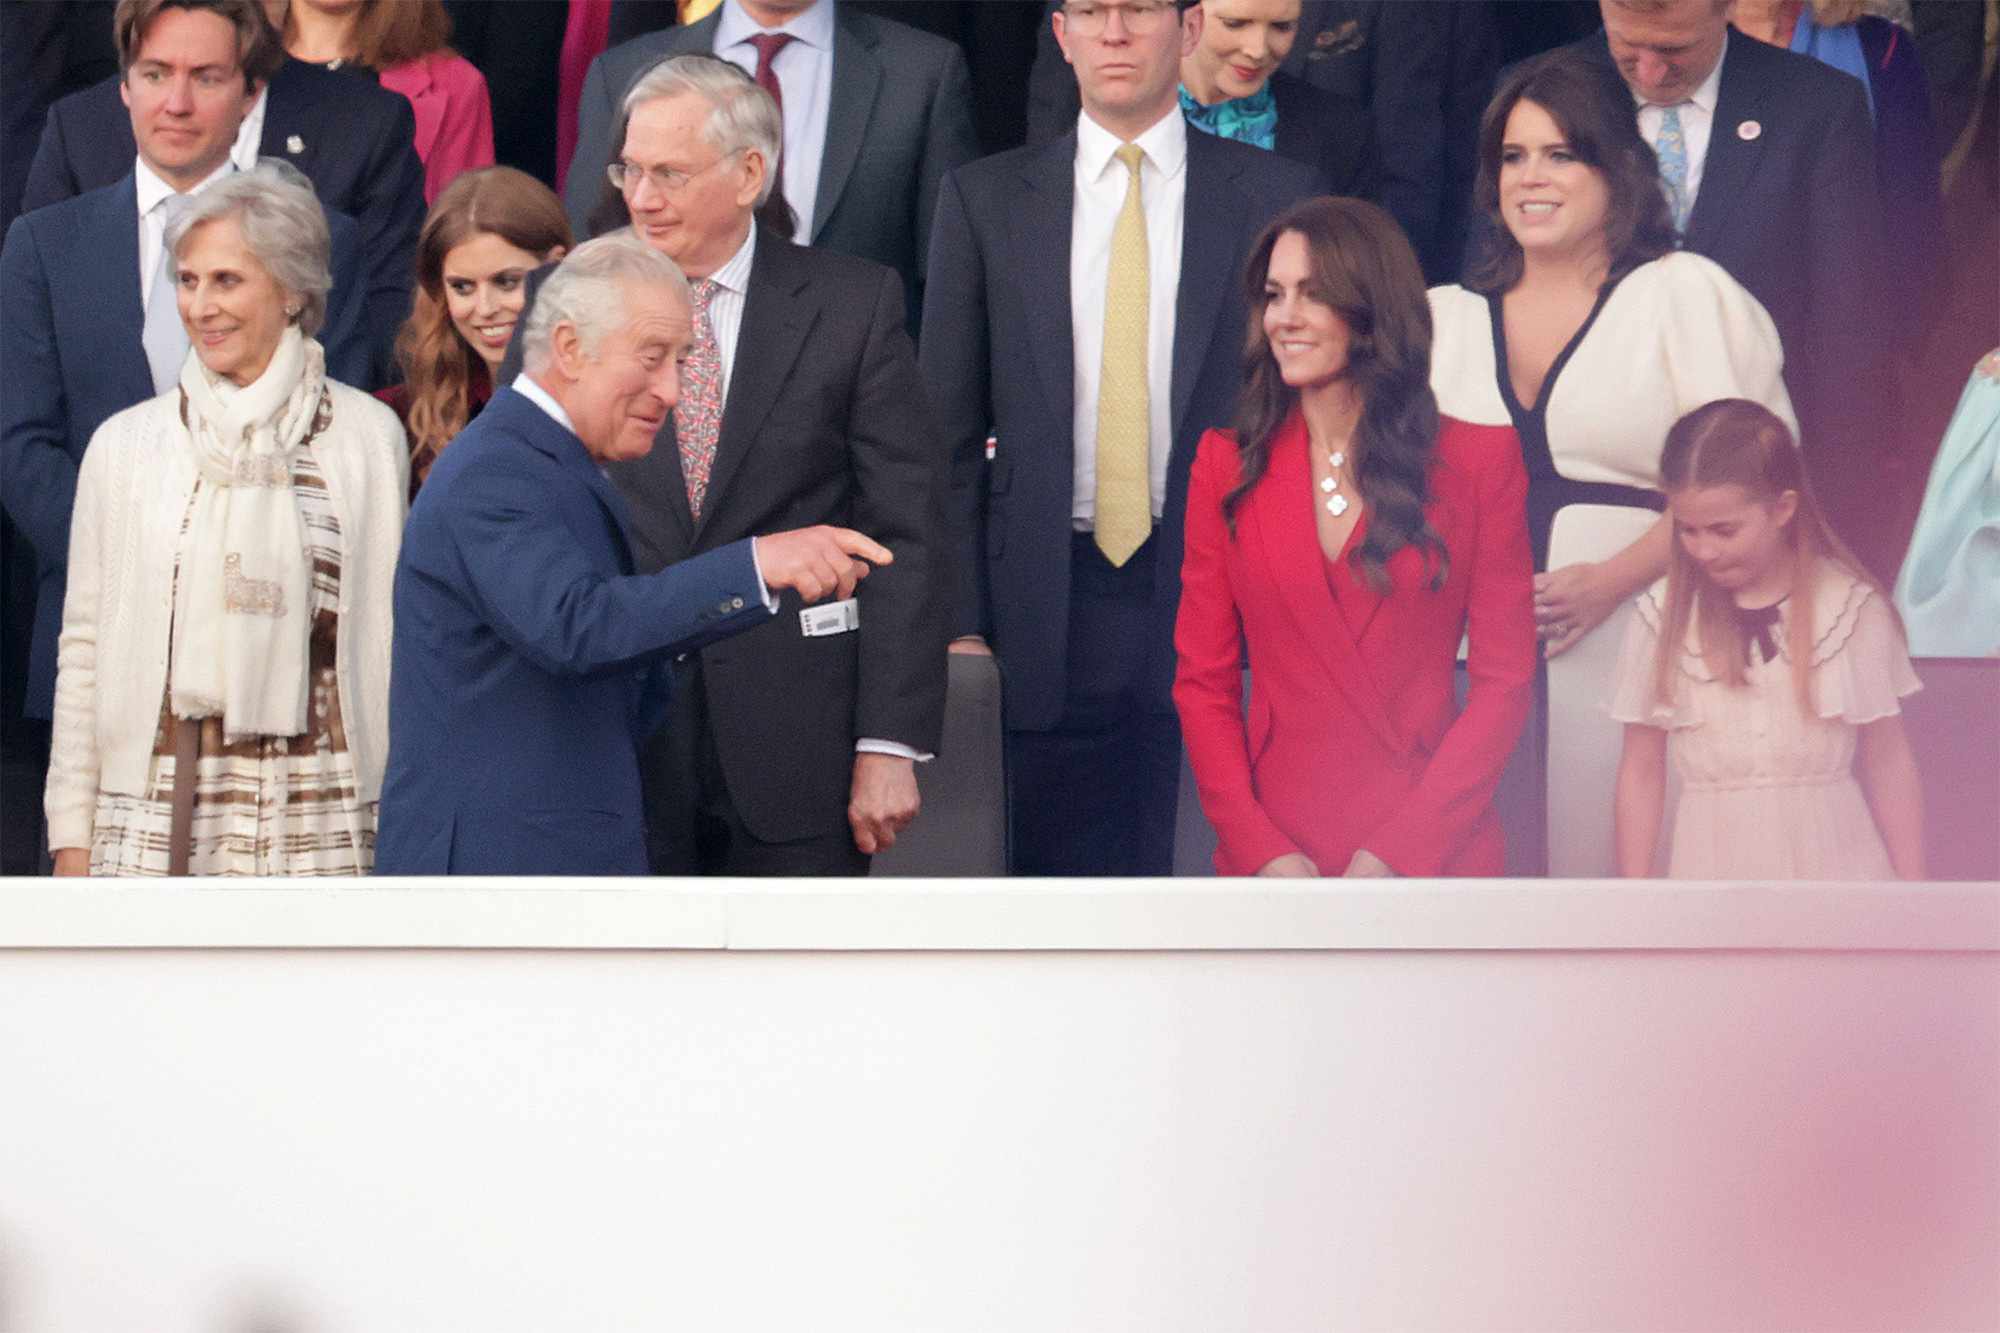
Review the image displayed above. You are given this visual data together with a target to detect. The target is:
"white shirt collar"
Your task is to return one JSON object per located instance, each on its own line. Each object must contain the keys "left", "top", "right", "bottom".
{"left": 1633, "top": 37, "right": 1727, "bottom": 113}
{"left": 705, "top": 222, "right": 758, "bottom": 295}
{"left": 231, "top": 85, "right": 268, "bottom": 171}
{"left": 716, "top": 0, "right": 835, "bottom": 51}
{"left": 1076, "top": 102, "right": 1188, "bottom": 183}
{"left": 513, "top": 373, "right": 578, "bottom": 438}
{"left": 133, "top": 154, "right": 236, "bottom": 216}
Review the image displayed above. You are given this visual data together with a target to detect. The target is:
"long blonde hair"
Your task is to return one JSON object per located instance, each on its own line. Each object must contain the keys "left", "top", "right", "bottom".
{"left": 1654, "top": 400, "right": 1891, "bottom": 716}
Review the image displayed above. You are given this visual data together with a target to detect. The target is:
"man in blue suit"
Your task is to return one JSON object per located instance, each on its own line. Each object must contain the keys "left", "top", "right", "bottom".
{"left": 0, "top": 0, "right": 369, "bottom": 866}
{"left": 375, "top": 233, "right": 892, "bottom": 876}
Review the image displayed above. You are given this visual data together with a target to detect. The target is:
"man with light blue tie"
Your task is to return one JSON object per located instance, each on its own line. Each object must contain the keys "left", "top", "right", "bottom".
{"left": 0, "top": 0, "right": 370, "bottom": 862}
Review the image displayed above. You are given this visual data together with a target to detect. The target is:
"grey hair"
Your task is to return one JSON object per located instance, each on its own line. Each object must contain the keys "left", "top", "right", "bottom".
{"left": 519, "top": 230, "right": 692, "bottom": 374}
{"left": 621, "top": 54, "right": 782, "bottom": 207}
{"left": 165, "top": 158, "right": 331, "bottom": 336}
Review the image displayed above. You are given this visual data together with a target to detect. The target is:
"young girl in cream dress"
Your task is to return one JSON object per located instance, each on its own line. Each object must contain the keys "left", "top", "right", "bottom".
{"left": 1611, "top": 400, "right": 1925, "bottom": 880}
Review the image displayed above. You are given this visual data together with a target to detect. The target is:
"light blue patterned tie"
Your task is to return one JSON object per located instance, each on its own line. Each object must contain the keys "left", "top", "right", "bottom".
{"left": 142, "top": 194, "right": 192, "bottom": 394}
{"left": 1655, "top": 103, "right": 1691, "bottom": 233}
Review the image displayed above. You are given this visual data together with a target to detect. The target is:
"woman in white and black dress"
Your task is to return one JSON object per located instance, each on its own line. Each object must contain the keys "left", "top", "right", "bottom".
{"left": 1427, "top": 48, "right": 1795, "bottom": 875}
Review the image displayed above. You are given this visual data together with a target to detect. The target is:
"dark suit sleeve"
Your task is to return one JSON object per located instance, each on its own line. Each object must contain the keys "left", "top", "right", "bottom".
{"left": 848, "top": 264, "right": 948, "bottom": 750}
{"left": 1367, "top": 430, "right": 1535, "bottom": 877}
{"left": 565, "top": 50, "right": 625, "bottom": 232}
{"left": 21, "top": 99, "right": 83, "bottom": 214}
{"left": 1803, "top": 73, "right": 1894, "bottom": 467}
{"left": 913, "top": 44, "right": 980, "bottom": 293}
{"left": 318, "top": 208, "right": 373, "bottom": 388}
{"left": 352, "top": 96, "right": 426, "bottom": 388}
{"left": 1366, "top": 1, "right": 1449, "bottom": 275}
{"left": 916, "top": 168, "right": 991, "bottom": 641}
{"left": 442, "top": 457, "right": 774, "bottom": 677}
{"left": 0, "top": 215, "right": 80, "bottom": 569}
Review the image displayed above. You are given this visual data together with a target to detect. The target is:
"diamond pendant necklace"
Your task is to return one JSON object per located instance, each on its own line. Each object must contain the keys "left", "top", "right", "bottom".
{"left": 1320, "top": 446, "right": 1351, "bottom": 517}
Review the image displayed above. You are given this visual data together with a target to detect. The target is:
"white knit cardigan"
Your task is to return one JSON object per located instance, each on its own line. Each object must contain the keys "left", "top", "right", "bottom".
{"left": 45, "top": 381, "right": 409, "bottom": 851}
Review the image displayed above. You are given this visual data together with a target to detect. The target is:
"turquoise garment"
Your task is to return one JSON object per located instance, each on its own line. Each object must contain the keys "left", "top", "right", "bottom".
{"left": 1179, "top": 82, "right": 1278, "bottom": 151}
{"left": 1894, "top": 361, "right": 2000, "bottom": 656}
{"left": 1789, "top": 11, "right": 1875, "bottom": 121}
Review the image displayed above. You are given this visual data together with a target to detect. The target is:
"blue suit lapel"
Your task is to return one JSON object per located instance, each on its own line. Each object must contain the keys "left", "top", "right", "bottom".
{"left": 1682, "top": 31, "right": 1766, "bottom": 252}
{"left": 491, "top": 388, "right": 640, "bottom": 569}
{"left": 84, "top": 177, "right": 156, "bottom": 404}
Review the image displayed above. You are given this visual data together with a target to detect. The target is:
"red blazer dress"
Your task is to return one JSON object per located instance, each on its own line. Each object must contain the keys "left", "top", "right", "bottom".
{"left": 1173, "top": 410, "right": 1535, "bottom": 877}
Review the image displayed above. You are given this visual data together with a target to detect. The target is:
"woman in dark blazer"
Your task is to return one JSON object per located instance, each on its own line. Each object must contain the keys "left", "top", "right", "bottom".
{"left": 1174, "top": 197, "right": 1535, "bottom": 878}
{"left": 1177, "top": 0, "right": 1381, "bottom": 198}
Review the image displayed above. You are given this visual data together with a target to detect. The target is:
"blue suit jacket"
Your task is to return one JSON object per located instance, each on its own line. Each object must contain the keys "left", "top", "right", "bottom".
{"left": 374, "top": 388, "right": 773, "bottom": 876}
{"left": 0, "top": 173, "right": 371, "bottom": 720}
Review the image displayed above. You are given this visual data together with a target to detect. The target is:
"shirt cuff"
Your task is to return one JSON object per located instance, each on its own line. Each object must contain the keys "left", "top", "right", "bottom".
{"left": 855, "top": 739, "right": 933, "bottom": 763}
{"left": 746, "top": 536, "right": 779, "bottom": 612}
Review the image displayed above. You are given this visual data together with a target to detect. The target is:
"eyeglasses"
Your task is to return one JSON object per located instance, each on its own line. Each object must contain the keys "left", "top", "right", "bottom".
{"left": 607, "top": 151, "right": 739, "bottom": 197}
{"left": 1061, "top": 1, "right": 1177, "bottom": 36}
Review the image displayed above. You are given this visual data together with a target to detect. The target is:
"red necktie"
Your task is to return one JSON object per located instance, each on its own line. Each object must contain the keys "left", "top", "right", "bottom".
{"left": 748, "top": 32, "right": 794, "bottom": 117}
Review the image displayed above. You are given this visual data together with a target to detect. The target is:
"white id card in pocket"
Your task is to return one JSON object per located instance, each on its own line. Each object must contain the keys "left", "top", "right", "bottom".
{"left": 800, "top": 598, "right": 859, "bottom": 637}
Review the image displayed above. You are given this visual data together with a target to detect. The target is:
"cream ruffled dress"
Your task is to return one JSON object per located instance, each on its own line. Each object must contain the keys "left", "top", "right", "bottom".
{"left": 1607, "top": 567, "right": 1920, "bottom": 879}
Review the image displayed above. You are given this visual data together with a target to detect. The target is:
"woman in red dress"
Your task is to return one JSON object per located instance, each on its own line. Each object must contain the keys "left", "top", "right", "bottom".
{"left": 1174, "top": 197, "right": 1535, "bottom": 877}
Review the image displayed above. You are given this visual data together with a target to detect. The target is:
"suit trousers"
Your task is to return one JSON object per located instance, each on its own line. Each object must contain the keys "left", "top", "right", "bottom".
{"left": 1006, "top": 532, "right": 1182, "bottom": 877}
{"left": 641, "top": 661, "right": 869, "bottom": 878}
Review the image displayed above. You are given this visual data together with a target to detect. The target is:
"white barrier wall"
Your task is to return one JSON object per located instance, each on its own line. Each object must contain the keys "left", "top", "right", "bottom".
{"left": 2, "top": 882, "right": 1996, "bottom": 1333}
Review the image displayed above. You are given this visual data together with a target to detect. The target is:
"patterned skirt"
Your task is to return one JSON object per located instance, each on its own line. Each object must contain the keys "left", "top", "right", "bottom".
{"left": 88, "top": 448, "right": 375, "bottom": 877}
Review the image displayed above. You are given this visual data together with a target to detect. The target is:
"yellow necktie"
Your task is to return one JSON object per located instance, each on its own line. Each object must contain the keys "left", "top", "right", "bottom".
{"left": 679, "top": 0, "right": 722, "bottom": 23}
{"left": 1095, "top": 142, "right": 1150, "bottom": 567}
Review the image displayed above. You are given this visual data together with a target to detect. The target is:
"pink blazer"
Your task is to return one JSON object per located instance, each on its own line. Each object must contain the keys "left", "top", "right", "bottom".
{"left": 379, "top": 50, "right": 495, "bottom": 203}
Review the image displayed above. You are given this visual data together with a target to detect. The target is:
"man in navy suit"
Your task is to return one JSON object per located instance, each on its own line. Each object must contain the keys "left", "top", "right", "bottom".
{"left": 375, "top": 233, "right": 893, "bottom": 876}
{"left": 921, "top": 0, "right": 1316, "bottom": 875}
{"left": 1570, "top": 0, "right": 1894, "bottom": 573}
{"left": 0, "top": 0, "right": 369, "bottom": 866}
{"left": 23, "top": 0, "right": 424, "bottom": 387}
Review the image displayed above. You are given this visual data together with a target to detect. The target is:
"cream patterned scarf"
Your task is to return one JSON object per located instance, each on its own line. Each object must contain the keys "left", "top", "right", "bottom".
{"left": 170, "top": 327, "right": 326, "bottom": 741}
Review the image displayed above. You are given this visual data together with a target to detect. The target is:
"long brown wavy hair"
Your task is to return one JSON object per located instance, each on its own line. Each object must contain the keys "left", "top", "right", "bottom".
{"left": 1463, "top": 47, "right": 1677, "bottom": 296}
{"left": 395, "top": 167, "right": 571, "bottom": 475}
{"left": 283, "top": 0, "right": 452, "bottom": 68}
{"left": 1225, "top": 196, "right": 1448, "bottom": 594}
{"left": 1654, "top": 399, "right": 1890, "bottom": 716}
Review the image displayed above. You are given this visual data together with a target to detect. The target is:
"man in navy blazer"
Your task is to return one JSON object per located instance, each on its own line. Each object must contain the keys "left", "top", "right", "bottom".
{"left": 375, "top": 234, "right": 892, "bottom": 876}
{"left": 920, "top": 0, "right": 1316, "bottom": 875}
{"left": 23, "top": 0, "right": 425, "bottom": 388}
{"left": 0, "top": 0, "right": 370, "bottom": 842}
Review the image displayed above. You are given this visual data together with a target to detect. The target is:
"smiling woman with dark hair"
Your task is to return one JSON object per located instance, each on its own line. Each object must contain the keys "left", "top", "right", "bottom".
{"left": 1173, "top": 196, "right": 1535, "bottom": 879}
{"left": 1427, "top": 46, "right": 1798, "bottom": 875}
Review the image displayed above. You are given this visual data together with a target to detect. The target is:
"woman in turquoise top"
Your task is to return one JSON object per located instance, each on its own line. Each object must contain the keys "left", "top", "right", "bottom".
{"left": 1177, "top": 0, "right": 1381, "bottom": 200}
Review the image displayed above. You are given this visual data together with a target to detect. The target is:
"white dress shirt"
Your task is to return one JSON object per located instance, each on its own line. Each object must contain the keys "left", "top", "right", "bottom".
{"left": 1633, "top": 46, "right": 1726, "bottom": 221}
{"left": 229, "top": 84, "right": 268, "bottom": 171}
{"left": 700, "top": 223, "right": 758, "bottom": 403}
{"left": 714, "top": 0, "right": 834, "bottom": 243}
{"left": 1069, "top": 107, "right": 1186, "bottom": 526}
{"left": 134, "top": 156, "right": 236, "bottom": 314}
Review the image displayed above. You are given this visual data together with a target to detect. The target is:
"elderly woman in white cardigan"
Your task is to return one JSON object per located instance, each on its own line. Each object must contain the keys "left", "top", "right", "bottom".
{"left": 48, "top": 161, "right": 407, "bottom": 876}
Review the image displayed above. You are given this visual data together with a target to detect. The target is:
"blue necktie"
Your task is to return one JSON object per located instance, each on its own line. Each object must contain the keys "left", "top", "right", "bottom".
{"left": 142, "top": 194, "right": 192, "bottom": 394}
{"left": 1655, "top": 103, "right": 1691, "bottom": 233}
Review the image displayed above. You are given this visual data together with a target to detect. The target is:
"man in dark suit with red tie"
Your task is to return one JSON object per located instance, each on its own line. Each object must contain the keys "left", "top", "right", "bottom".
{"left": 920, "top": 0, "right": 1316, "bottom": 876}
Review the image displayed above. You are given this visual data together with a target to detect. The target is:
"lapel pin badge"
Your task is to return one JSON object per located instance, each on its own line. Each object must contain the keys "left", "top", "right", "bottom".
{"left": 286, "top": 134, "right": 305, "bottom": 154}
{"left": 1737, "top": 120, "right": 1762, "bottom": 141}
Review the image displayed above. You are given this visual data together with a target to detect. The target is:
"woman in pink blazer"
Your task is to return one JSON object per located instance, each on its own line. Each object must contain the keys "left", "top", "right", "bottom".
{"left": 1174, "top": 197, "right": 1536, "bottom": 878}
{"left": 286, "top": 0, "right": 495, "bottom": 203}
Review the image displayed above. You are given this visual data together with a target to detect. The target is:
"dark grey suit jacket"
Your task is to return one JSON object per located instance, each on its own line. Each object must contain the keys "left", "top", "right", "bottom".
{"left": 918, "top": 129, "right": 1317, "bottom": 731}
{"left": 563, "top": 7, "right": 980, "bottom": 329}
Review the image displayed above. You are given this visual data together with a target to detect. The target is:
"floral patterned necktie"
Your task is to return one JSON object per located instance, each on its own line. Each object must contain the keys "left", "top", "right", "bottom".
{"left": 677, "top": 277, "right": 722, "bottom": 519}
